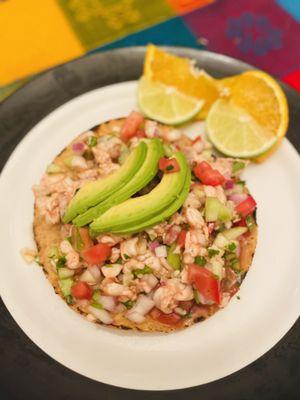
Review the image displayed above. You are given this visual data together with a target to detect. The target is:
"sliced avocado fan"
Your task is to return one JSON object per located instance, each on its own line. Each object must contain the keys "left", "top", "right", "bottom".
{"left": 63, "top": 141, "right": 147, "bottom": 223}
{"left": 112, "top": 167, "right": 191, "bottom": 235}
{"left": 89, "top": 151, "right": 189, "bottom": 234}
{"left": 73, "top": 138, "right": 164, "bottom": 227}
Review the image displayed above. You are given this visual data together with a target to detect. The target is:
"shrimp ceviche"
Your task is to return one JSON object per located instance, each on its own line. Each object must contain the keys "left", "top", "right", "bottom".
{"left": 32, "top": 111, "right": 257, "bottom": 332}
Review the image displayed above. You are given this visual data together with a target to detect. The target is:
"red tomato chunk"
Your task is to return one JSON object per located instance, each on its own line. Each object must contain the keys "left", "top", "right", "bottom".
{"left": 235, "top": 196, "right": 257, "bottom": 217}
{"left": 82, "top": 243, "right": 112, "bottom": 265}
{"left": 188, "top": 264, "right": 221, "bottom": 305}
{"left": 193, "top": 161, "right": 225, "bottom": 186}
{"left": 120, "top": 111, "right": 144, "bottom": 141}
{"left": 158, "top": 157, "right": 180, "bottom": 173}
{"left": 71, "top": 281, "right": 93, "bottom": 300}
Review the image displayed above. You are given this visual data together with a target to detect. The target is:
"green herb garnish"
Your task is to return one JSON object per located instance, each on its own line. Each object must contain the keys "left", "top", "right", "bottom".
{"left": 123, "top": 253, "right": 130, "bottom": 260}
{"left": 87, "top": 136, "right": 98, "bottom": 148}
{"left": 166, "top": 165, "right": 174, "bottom": 171}
{"left": 83, "top": 149, "right": 94, "bottom": 160}
{"left": 245, "top": 215, "right": 255, "bottom": 230}
{"left": 227, "top": 242, "right": 237, "bottom": 252}
{"left": 232, "top": 161, "right": 245, "bottom": 173}
{"left": 56, "top": 256, "right": 66, "bottom": 268}
{"left": 229, "top": 258, "right": 240, "bottom": 272}
{"left": 208, "top": 248, "right": 220, "bottom": 258}
{"left": 122, "top": 300, "right": 135, "bottom": 309}
{"left": 237, "top": 295, "right": 241, "bottom": 300}
{"left": 191, "top": 173, "right": 197, "bottom": 182}
{"left": 132, "top": 265, "right": 153, "bottom": 278}
{"left": 185, "top": 312, "right": 192, "bottom": 318}
{"left": 66, "top": 236, "right": 72, "bottom": 244}
{"left": 195, "top": 256, "right": 206, "bottom": 266}
{"left": 66, "top": 295, "right": 74, "bottom": 305}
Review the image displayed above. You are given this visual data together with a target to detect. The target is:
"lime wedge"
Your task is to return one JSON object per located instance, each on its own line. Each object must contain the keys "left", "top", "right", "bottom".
{"left": 206, "top": 99, "right": 277, "bottom": 158}
{"left": 138, "top": 76, "right": 204, "bottom": 125}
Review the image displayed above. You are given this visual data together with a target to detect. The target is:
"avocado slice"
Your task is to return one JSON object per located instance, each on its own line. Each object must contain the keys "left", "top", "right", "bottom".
{"left": 111, "top": 167, "right": 191, "bottom": 235}
{"left": 90, "top": 152, "right": 188, "bottom": 234}
{"left": 73, "top": 138, "right": 164, "bottom": 227}
{"left": 63, "top": 141, "right": 147, "bottom": 223}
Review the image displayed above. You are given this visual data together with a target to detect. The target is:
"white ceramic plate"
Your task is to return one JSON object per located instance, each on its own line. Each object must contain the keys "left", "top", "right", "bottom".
{"left": 0, "top": 81, "right": 300, "bottom": 391}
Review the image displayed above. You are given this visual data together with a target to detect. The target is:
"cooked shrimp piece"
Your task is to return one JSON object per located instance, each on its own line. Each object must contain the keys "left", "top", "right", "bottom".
{"left": 110, "top": 247, "right": 121, "bottom": 263}
{"left": 60, "top": 240, "right": 80, "bottom": 269}
{"left": 203, "top": 185, "right": 227, "bottom": 204}
{"left": 185, "top": 207, "right": 205, "bottom": 228}
{"left": 153, "top": 279, "right": 193, "bottom": 313}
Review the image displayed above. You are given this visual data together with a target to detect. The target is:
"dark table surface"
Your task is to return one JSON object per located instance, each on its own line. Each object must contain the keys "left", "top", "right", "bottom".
{"left": 0, "top": 48, "right": 299, "bottom": 400}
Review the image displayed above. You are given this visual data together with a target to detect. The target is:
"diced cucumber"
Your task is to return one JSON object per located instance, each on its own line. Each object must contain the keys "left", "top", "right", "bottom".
{"left": 80, "top": 269, "right": 96, "bottom": 284}
{"left": 59, "top": 278, "right": 74, "bottom": 297}
{"left": 58, "top": 268, "right": 74, "bottom": 279}
{"left": 205, "top": 197, "right": 232, "bottom": 222}
{"left": 167, "top": 243, "right": 181, "bottom": 270}
{"left": 222, "top": 227, "right": 247, "bottom": 240}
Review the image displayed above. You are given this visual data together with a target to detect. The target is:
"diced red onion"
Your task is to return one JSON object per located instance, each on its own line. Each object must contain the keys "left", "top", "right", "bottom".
{"left": 98, "top": 295, "right": 116, "bottom": 312}
{"left": 72, "top": 142, "right": 85, "bottom": 154}
{"left": 155, "top": 245, "right": 167, "bottom": 258}
{"left": 228, "top": 193, "right": 248, "bottom": 205}
{"left": 87, "top": 306, "right": 113, "bottom": 324}
{"left": 88, "top": 265, "right": 101, "bottom": 281}
{"left": 224, "top": 179, "right": 234, "bottom": 189}
{"left": 149, "top": 241, "right": 160, "bottom": 252}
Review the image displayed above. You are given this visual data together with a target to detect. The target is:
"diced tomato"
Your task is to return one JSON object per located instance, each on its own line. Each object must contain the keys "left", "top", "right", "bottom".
{"left": 82, "top": 243, "right": 111, "bottom": 265}
{"left": 177, "top": 230, "right": 187, "bottom": 248}
{"left": 120, "top": 111, "right": 144, "bottom": 141}
{"left": 193, "top": 161, "right": 225, "bottom": 186}
{"left": 158, "top": 157, "right": 180, "bottom": 174}
{"left": 71, "top": 281, "right": 93, "bottom": 300}
{"left": 234, "top": 218, "right": 247, "bottom": 227}
{"left": 71, "top": 227, "right": 93, "bottom": 252}
{"left": 135, "top": 129, "right": 146, "bottom": 138}
{"left": 188, "top": 264, "right": 221, "bottom": 305}
{"left": 149, "top": 307, "right": 182, "bottom": 326}
{"left": 235, "top": 196, "right": 257, "bottom": 217}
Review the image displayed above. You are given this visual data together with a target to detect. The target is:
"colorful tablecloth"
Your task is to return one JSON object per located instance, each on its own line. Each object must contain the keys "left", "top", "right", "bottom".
{"left": 0, "top": 0, "right": 299, "bottom": 101}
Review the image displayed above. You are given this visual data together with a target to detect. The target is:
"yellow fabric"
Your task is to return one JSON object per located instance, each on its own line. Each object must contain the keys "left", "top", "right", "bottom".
{"left": 0, "top": 0, "right": 84, "bottom": 85}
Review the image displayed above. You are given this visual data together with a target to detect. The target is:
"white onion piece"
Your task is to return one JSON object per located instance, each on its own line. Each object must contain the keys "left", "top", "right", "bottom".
{"left": 88, "top": 265, "right": 101, "bottom": 281}
{"left": 126, "top": 311, "right": 145, "bottom": 324}
{"left": 87, "top": 306, "right": 113, "bottom": 324}
{"left": 155, "top": 245, "right": 167, "bottom": 258}
{"left": 101, "top": 264, "right": 122, "bottom": 278}
{"left": 228, "top": 193, "right": 247, "bottom": 205}
{"left": 98, "top": 295, "right": 116, "bottom": 312}
{"left": 79, "top": 269, "right": 96, "bottom": 284}
{"left": 132, "top": 295, "right": 155, "bottom": 315}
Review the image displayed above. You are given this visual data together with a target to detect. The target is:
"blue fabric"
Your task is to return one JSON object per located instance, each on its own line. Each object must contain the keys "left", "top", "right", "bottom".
{"left": 276, "top": 0, "right": 300, "bottom": 21}
{"left": 90, "top": 17, "right": 203, "bottom": 53}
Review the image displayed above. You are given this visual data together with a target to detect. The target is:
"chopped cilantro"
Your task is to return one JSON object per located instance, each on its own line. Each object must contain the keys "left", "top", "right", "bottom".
{"left": 56, "top": 256, "right": 66, "bottom": 268}
{"left": 229, "top": 258, "right": 240, "bottom": 272}
{"left": 232, "top": 161, "right": 245, "bottom": 173}
{"left": 123, "top": 300, "right": 135, "bottom": 309}
{"left": 185, "top": 312, "right": 192, "bottom": 318}
{"left": 227, "top": 242, "right": 237, "bottom": 252}
{"left": 123, "top": 253, "right": 130, "bottom": 260}
{"left": 87, "top": 135, "right": 98, "bottom": 148}
{"left": 246, "top": 215, "right": 255, "bottom": 230}
{"left": 166, "top": 165, "right": 174, "bottom": 171}
{"left": 132, "top": 266, "right": 153, "bottom": 278}
{"left": 208, "top": 248, "right": 220, "bottom": 258}
{"left": 66, "top": 295, "right": 74, "bottom": 305}
{"left": 236, "top": 180, "right": 245, "bottom": 186}
{"left": 83, "top": 149, "right": 94, "bottom": 160}
{"left": 237, "top": 295, "right": 241, "bottom": 300}
{"left": 66, "top": 236, "right": 72, "bottom": 244}
{"left": 195, "top": 256, "right": 206, "bottom": 266}
{"left": 191, "top": 172, "right": 197, "bottom": 182}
